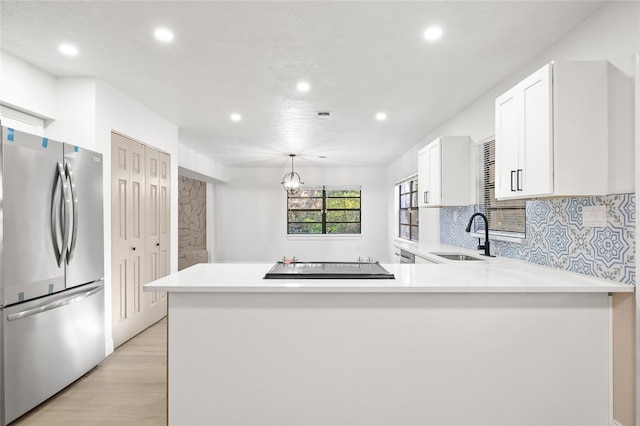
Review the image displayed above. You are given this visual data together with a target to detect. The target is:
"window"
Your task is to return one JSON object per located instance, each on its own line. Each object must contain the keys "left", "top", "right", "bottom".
{"left": 287, "top": 186, "right": 361, "bottom": 234}
{"left": 479, "top": 138, "right": 526, "bottom": 235}
{"left": 398, "top": 177, "right": 419, "bottom": 242}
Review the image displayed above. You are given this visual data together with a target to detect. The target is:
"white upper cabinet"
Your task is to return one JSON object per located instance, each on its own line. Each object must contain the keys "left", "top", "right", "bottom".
{"left": 495, "top": 61, "right": 608, "bottom": 200}
{"left": 418, "top": 136, "right": 472, "bottom": 207}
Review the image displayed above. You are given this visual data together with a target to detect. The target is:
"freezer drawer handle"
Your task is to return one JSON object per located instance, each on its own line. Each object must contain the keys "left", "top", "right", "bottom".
{"left": 7, "top": 285, "right": 102, "bottom": 321}
{"left": 65, "top": 162, "right": 79, "bottom": 264}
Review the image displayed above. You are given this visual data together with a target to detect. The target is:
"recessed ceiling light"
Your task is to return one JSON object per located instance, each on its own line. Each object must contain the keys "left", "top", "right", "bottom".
{"left": 154, "top": 28, "right": 174, "bottom": 42}
{"left": 296, "top": 81, "right": 310, "bottom": 92}
{"left": 58, "top": 44, "right": 78, "bottom": 56}
{"left": 423, "top": 27, "right": 443, "bottom": 41}
{"left": 230, "top": 113, "right": 242, "bottom": 122}
{"left": 376, "top": 112, "right": 387, "bottom": 121}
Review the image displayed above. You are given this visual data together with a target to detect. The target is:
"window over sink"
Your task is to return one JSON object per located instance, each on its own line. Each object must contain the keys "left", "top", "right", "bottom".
{"left": 478, "top": 137, "right": 526, "bottom": 236}
{"left": 397, "top": 176, "right": 419, "bottom": 242}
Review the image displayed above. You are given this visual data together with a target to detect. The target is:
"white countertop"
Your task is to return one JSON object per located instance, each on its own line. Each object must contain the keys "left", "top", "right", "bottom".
{"left": 145, "top": 247, "right": 633, "bottom": 294}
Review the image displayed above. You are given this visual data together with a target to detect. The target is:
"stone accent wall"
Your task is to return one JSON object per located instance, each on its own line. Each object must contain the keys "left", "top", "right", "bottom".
{"left": 178, "top": 176, "right": 208, "bottom": 271}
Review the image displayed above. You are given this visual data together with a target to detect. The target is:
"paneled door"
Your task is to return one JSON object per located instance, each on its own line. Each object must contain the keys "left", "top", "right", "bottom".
{"left": 111, "top": 133, "right": 147, "bottom": 348}
{"left": 111, "top": 133, "right": 170, "bottom": 348}
{"left": 145, "top": 146, "right": 170, "bottom": 323}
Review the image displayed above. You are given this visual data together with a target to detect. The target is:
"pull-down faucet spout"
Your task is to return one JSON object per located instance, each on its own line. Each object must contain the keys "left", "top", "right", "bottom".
{"left": 465, "top": 213, "right": 493, "bottom": 257}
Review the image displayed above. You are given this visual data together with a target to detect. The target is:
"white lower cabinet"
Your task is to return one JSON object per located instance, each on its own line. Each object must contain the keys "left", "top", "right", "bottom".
{"left": 415, "top": 255, "right": 435, "bottom": 264}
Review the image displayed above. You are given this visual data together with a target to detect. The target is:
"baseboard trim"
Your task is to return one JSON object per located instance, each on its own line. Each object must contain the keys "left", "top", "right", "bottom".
{"left": 611, "top": 419, "right": 623, "bottom": 426}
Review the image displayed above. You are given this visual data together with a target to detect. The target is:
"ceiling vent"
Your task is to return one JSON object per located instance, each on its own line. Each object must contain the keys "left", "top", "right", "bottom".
{"left": 316, "top": 111, "right": 331, "bottom": 119}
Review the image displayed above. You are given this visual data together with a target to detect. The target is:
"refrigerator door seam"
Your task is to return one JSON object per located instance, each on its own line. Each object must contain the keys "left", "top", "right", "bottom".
{"left": 65, "top": 161, "right": 78, "bottom": 264}
{"left": 50, "top": 162, "right": 66, "bottom": 267}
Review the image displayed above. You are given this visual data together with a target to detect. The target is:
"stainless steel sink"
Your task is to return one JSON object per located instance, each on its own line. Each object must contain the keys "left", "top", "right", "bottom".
{"left": 431, "top": 253, "right": 485, "bottom": 261}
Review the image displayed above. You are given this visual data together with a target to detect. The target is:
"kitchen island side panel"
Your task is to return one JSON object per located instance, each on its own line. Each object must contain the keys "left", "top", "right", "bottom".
{"left": 167, "top": 291, "right": 610, "bottom": 426}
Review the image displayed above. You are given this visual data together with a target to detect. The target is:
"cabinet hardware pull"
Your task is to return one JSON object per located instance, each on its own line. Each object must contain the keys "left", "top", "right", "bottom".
{"left": 517, "top": 169, "right": 523, "bottom": 191}
{"left": 424, "top": 191, "right": 427, "bottom": 204}
{"left": 425, "top": 191, "right": 429, "bottom": 204}
{"left": 510, "top": 170, "right": 516, "bottom": 192}
{"left": 131, "top": 246, "right": 136, "bottom": 251}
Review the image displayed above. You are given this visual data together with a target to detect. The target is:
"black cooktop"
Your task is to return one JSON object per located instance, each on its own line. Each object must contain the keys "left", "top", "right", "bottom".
{"left": 264, "top": 261, "right": 395, "bottom": 279}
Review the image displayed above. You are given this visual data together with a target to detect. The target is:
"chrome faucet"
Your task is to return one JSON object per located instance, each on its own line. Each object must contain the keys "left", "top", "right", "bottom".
{"left": 465, "top": 213, "right": 493, "bottom": 257}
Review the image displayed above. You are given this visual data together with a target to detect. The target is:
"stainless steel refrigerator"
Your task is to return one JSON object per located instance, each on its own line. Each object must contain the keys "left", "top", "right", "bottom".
{"left": 0, "top": 126, "right": 105, "bottom": 425}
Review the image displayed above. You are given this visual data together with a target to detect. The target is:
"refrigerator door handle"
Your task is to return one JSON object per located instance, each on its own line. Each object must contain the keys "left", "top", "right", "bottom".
{"left": 6, "top": 284, "right": 102, "bottom": 321}
{"left": 65, "top": 162, "right": 79, "bottom": 264}
{"left": 50, "top": 162, "right": 67, "bottom": 267}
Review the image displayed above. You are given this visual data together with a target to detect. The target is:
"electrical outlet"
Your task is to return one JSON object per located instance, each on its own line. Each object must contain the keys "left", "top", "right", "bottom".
{"left": 582, "top": 205, "right": 607, "bottom": 227}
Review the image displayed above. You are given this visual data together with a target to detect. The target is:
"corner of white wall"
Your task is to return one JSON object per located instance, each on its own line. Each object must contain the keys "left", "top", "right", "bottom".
{"left": 45, "top": 77, "right": 98, "bottom": 148}
{"left": 607, "top": 62, "right": 636, "bottom": 194}
{"left": 0, "top": 50, "right": 57, "bottom": 119}
{"left": 178, "top": 143, "right": 229, "bottom": 183}
{"left": 633, "top": 49, "right": 640, "bottom": 426}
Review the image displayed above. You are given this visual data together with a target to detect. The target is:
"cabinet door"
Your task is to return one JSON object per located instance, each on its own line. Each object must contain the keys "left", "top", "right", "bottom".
{"left": 495, "top": 89, "right": 520, "bottom": 199}
{"left": 426, "top": 141, "right": 441, "bottom": 205}
{"left": 417, "top": 148, "right": 429, "bottom": 207}
{"left": 417, "top": 139, "right": 441, "bottom": 207}
{"left": 520, "top": 63, "right": 552, "bottom": 197}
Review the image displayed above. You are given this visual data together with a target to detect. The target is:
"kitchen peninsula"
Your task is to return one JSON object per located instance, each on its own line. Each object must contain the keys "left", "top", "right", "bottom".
{"left": 145, "top": 255, "right": 632, "bottom": 426}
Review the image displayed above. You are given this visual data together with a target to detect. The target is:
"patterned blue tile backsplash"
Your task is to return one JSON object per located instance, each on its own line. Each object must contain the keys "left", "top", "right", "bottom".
{"left": 440, "top": 194, "right": 635, "bottom": 286}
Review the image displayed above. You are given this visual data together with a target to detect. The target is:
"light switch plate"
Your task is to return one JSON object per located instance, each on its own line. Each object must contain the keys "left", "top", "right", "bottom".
{"left": 582, "top": 205, "right": 607, "bottom": 227}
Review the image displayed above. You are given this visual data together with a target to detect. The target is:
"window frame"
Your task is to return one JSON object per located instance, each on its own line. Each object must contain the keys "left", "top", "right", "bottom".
{"left": 472, "top": 136, "right": 526, "bottom": 241}
{"left": 286, "top": 186, "right": 362, "bottom": 236}
{"left": 396, "top": 175, "right": 419, "bottom": 242}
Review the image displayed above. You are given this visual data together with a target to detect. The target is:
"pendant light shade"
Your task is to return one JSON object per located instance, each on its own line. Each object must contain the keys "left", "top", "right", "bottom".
{"left": 281, "top": 154, "right": 304, "bottom": 195}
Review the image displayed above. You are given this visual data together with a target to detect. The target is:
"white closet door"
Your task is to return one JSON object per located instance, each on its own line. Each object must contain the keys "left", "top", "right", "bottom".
{"left": 158, "top": 151, "right": 171, "bottom": 279}
{"left": 145, "top": 146, "right": 160, "bottom": 285}
{"left": 112, "top": 134, "right": 170, "bottom": 347}
{"left": 145, "top": 146, "right": 169, "bottom": 323}
{"left": 111, "top": 133, "right": 149, "bottom": 347}
{"left": 111, "top": 133, "right": 147, "bottom": 348}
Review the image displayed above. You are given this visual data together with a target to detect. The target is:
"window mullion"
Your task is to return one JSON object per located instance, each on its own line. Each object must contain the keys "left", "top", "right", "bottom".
{"left": 322, "top": 186, "right": 327, "bottom": 234}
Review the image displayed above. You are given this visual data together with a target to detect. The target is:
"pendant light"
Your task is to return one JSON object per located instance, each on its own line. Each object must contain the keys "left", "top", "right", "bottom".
{"left": 281, "top": 154, "right": 304, "bottom": 195}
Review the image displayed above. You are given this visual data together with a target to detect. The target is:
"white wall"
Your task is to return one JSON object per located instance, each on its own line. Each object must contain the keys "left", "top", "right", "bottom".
{"left": 388, "top": 1, "right": 640, "bottom": 249}
{"left": 635, "top": 50, "right": 640, "bottom": 426}
{"left": 178, "top": 143, "right": 229, "bottom": 183}
{"left": 46, "top": 78, "right": 96, "bottom": 147}
{"left": 215, "top": 166, "right": 390, "bottom": 262}
{"left": 0, "top": 51, "right": 57, "bottom": 119}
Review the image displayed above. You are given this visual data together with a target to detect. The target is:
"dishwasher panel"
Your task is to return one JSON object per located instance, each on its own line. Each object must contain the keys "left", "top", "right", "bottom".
{"left": 399, "top": 249, "right": 415, "bottom": 264}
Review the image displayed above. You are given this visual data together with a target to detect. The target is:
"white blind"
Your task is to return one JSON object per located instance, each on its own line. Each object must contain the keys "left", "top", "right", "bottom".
{"left": 481, "top": 139, "right": 525, "bottom": 233}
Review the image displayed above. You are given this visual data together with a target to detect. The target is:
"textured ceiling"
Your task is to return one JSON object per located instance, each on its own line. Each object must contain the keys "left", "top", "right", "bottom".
{"left": 0, "top": 1, "right": 604, "bottom": 168}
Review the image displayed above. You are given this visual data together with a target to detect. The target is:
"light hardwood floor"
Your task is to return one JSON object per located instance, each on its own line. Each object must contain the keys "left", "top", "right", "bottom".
{"left": 11, "top": 318, "right": 167, "bottom": 426}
